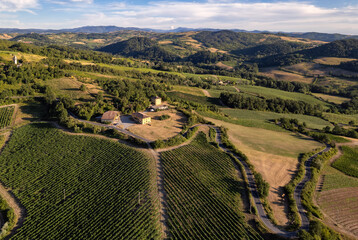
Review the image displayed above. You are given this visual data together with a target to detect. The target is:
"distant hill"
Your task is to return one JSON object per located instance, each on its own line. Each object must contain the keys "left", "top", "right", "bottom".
{"left": 193, "top": 30, "right": 271, "bottom": 51}
{"left": 98, "top": 37, "right": 179, "bottom": 61}
{"left": 256, "top": 39, "right": 358, "bottom": 67}
{"left": 300, "top": 39, "right": 358, "bottom": 58}
{"left": 286, "top": 32, "right": 358, "bottom": 42}
{"left": 11, "top": 33, "right": 51, "bottom": 44}
{"left": 232, "top": 41, "right": 310, "bottom": 58}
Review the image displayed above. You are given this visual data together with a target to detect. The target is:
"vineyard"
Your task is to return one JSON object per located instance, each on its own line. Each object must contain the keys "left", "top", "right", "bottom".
{"left": 332, "top": 146, "right": 358, "bottom": 178}
{"left": 161, "top": 132, "right": 262, "bottom": 239}
{"left": 0, "top": 123, "right": 160, "bottom": 239}
{"left": 0, "top": 106, "right": 15, "bottom": 129}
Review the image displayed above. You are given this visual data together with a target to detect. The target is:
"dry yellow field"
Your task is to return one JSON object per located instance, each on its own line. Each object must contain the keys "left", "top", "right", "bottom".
{"left": 313, "top": 57, "right": 357, "bottom": 65}
{"left": 313, "top": 93, "right": 350, "bottom": 104}
{"left": 204, "top": 117, "right": 323, "bottom": 226}
{"left": 260, "top": 68, "right": 313, "bottom": 84}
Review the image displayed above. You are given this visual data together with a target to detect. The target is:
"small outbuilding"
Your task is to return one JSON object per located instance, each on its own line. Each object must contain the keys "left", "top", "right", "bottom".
{"left": 132, "top": 112, "right": 151, "bottom": 125}
{"left": 151, "top": 96, "right": 162, "bottom": 106}
{"left": 101, "top": 111, "right": 120, "bottom": 123}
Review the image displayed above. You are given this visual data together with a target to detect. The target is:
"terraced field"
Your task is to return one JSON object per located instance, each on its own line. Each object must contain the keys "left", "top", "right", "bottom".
{"left": 0, "top": 123, "right": 160, "bottom": 239}
{"left": 161, "top": 132, "right": 262, "bottom": 239}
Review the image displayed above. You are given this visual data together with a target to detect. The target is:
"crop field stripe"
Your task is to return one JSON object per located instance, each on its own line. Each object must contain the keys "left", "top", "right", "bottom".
{"left": 0, "top": 123, "right": 160, "bottom": 239}
{"left": 161, "top": 133, "right": 262, "bottom": 240}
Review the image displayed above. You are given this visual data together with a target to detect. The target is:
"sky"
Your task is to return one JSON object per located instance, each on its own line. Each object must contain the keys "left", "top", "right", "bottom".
{"left": 0, "top": 0, "right": 358, "bottom": 34}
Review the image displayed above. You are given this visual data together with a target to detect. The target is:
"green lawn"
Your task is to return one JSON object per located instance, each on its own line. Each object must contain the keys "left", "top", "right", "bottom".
{"left": 0, "top": 123, "right": 160, "bottom": 239}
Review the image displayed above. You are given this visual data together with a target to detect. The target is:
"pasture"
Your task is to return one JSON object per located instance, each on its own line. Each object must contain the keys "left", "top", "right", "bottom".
{"left": 322, "top": 112, "right": 358, "bottom": 125}
{"left": 0, "top": 123, "right": 160, "bottom": 239}
{"left": 221, "top": 108, "right": 332, "bottom": 130}
{"left": 161, "top": 132, "right": 262, "bottom": 239}
{"left": 0, "top": 51, "right": 45, "bottom": 63}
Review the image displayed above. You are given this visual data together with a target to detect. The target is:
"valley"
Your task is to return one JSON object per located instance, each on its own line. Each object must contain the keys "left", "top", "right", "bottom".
{"left": 0, "top": 28, "right": 357, "bottom": 240}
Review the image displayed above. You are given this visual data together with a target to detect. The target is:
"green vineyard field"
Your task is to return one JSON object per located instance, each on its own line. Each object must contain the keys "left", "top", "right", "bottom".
{"left": 161, "top": 132, "right": 262, "bottom": 240}
{"left": 0, "top": 123, "right": 160, "bottom": 239}
{"left": 332, "top": 146, "right": 358, "bottom": 178}
{"left": 0, "top": 106, "right": 15, "bottom": 129}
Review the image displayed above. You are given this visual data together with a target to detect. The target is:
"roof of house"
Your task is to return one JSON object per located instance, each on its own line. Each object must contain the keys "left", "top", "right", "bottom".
{"left": 101, "top": 111, "right": 119, "bottom": 120}
{"left": 132, "top": 112, "right": 150, "bottom": 119}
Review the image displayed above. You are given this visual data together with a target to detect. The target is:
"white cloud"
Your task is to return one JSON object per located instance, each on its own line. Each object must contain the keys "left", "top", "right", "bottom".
{"left": 0, "top": 0, "right": 39, "bottom": 12}
{"left": 68, "top": 1, "right": 358, "bottom": 34}
{"left": 1, "top": 1, "right": 358, "bottom": 35}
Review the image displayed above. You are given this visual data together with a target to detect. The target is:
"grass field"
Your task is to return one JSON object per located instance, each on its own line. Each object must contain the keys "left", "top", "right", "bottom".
{"left": 313, "top": 57, "right": 357, "bottom": 66}
{"left": 46, "top": 77, "right": 99, "bottom": 101}
{"left": 322, "top": 112, "right": 358, "bottom": 125}
{"left": 221, "top": 108, "right": 332, "bottom": 130}
{"left": 161, "top": 132, "right": 262, "bottom": 239}
{"left": 0, "top": 123, "right": 160, "bottom": 239}
{"left": 260, "top": 68, "right": 313, "bottom": 84}
{"left": 167, "top": 91, "right": 220, "bottom": 106}
{"left": 202, "top": 117, "right": 323, "bottom": 226}
{"left": 332, "top": 146, "right": 358, "bottom": 178}
{"left": 321, "top": 165, "right": 358, "bottom": 191}
{"left": 312, "top": 93, "right": 350, "bottom": 104}
{"left": 235, "top": 85, "right": 331, "bottom": 108}
{"left": 0, "top": 51, "right": 45, "bottom": 62}
{"left": 0, "top": 105, "right": 15, "bottom": 129}
{"left": 172, "top": 85, "right": 205, "bottom": 96}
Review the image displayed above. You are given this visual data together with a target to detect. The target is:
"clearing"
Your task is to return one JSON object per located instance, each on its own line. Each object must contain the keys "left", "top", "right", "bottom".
{"left": 202, "top": 117, "right": 323, "bottom": 227}
{"left": 46, "top": 77, "right": 101, "bottom": 101}
{"left": 128, "top": 109, "right": 187, "bottom": 141}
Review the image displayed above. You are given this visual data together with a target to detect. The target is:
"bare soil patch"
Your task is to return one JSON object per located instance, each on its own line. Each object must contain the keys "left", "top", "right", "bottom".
{"left": 317, "top": 187, "right": 358, "bottom": 238}
{"left": 128, "top": 109, "right": 187, "bottom": 141}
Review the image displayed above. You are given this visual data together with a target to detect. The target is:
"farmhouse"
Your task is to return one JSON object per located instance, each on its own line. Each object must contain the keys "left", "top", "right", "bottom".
{"left": 151, "top": 96, "right": 162, "bottom": 106}
{"left": 101, "top": 111, "right": 120, "bottom": 123}
{"left": 132, "top": 112, "right": 151, "bottom": 125}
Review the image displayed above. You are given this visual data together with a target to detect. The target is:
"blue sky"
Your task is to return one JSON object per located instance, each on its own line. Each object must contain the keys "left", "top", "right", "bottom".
{"left": 0, "top": 0, "right": 357, "bottom": 34}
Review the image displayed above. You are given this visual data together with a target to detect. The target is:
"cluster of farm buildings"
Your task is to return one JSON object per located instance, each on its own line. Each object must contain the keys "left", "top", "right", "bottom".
{"left": 100, "top": 96, "right": 167, "bottom": 125}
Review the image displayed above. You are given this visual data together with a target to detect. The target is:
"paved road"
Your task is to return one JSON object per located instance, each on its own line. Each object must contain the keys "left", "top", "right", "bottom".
{"left": 294, "top": 145, "right": 330, "bottom": 231}
{"left": 212, "top": 126, "right": 331, "bottom": 238}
